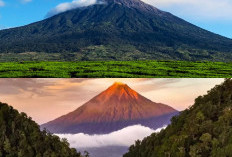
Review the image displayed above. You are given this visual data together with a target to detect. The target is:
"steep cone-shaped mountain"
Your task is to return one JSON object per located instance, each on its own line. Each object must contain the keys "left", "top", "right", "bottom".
{"left": 0, "top": 102, "right": 81, "bottom": 157}
{"left": 0, "top": 0, "right": 232, "bottom": 61}
{"left": 124, "top": 79, "right": 232, "bottom": 157}
{"left": 41, "top": 82, "right": 178, "bottom": 134}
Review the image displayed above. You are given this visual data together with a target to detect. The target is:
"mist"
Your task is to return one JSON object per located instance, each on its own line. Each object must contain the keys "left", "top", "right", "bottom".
{"left": 57, "top": 125, "right": 166, "bottom": 148}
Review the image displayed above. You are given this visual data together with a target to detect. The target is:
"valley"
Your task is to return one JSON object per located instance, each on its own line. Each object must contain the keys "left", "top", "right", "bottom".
{"left": 0, "top": 78, "right": 227, "bottom": 157}
{"left": 41, "top": 82, "right": 176, "bottom": 157}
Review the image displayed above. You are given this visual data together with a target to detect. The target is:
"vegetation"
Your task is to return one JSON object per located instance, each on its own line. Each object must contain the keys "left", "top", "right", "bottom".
{"left": 0, "top": 61, "right": 231, "bottom": 78}
{"left": 0, "top": 102, "right": 82, "bottom": 157}
{"left": 124, "top": 79, "right": 232, "bottom": 157}
{"left": 0, "top": 0, "right": 232, "bottom": 61}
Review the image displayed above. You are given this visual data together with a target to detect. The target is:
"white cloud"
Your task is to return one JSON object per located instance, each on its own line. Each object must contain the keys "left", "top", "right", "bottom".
{"left": 56, "top": 125, "right": 166, "bottom": 148}
{"left": 46, "top": 0, "right": 99, "bottom": 17}
{"left": 142, "top": 0, "right": 232, "bottom": 20}
{"left": 0, "top": 0, "right": 5, "bottom": 7}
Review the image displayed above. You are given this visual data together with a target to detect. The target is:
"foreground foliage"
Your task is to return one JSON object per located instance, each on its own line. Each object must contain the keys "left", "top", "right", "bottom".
{"left": 0, "top": 61, "right": 231, "bottom": 78}
{"left": 0, "top": 102, "right": 82, "bottom": 157}
{"left": 124, "top": 79, "right": 232, "bottom": 157}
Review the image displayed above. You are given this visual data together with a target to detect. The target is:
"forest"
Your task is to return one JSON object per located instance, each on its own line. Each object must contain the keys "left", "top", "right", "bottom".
{"left": 0, "top": 102, "right": 86, "bottom": 157}
{"left": 124, "top": 79, "right": 232, "bottom": 157}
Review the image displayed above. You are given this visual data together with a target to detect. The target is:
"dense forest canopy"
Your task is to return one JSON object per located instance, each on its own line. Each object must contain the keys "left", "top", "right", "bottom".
{"left": 0, "top": 102, "right": 84, "bottom": 157}
{"left": 124, "top": 79, "right": 232, "bottom": 157}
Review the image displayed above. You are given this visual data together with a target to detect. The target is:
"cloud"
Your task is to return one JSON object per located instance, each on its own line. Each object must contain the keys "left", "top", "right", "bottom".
{"left": 46, "top": 0, "right": 99, "bottom": 18}
{"left": 0, "top": 78, "right": 100, "bottom": 124}
{"left": 142, "top": 0, "right": 232, "bottom": 20}
{"left": 0, "top": 0, "right": 5, "bottom": 7}
{"left": 0, "top": 78, "right": 92, "bottom": 97}
{"left": 0, "top": 78, "right": 54, "bottom": 96}
{"left": 134, "top": 78, "right": 182, "bottom": 93}
{"left": 56, "top": 125, "right": 166, "bottom": 148}
{"left": 21, "top": 0, "right": 32, "bottom": 3}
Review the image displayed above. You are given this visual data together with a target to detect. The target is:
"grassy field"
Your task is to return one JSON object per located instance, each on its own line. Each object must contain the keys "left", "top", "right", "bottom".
{"left": 0, "top": 61, "right": 231, "bottom": 78}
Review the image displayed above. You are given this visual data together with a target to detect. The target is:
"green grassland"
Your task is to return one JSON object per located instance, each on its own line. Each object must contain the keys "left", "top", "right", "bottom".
{"left": 0, "top": 61, "right": 231, "bottom": 78}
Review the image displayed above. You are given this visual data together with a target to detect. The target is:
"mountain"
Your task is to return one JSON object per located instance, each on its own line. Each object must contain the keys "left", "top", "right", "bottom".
{"left": 0, "top": 102, "right": 82, "bottom": 157}
{"left": 0, "top": 0, "right": 232, "bottom": 61}
{"left": 124, "top": 79, "right": 232, "bottom": 157}
{"left": 41, "top": 82, "right": 178, "bottom": 134}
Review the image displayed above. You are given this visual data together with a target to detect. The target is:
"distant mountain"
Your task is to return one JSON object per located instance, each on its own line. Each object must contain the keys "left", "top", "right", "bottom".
{"left": 0, "top": 102, "right": 81, "bottom": 157}
{"left": 41, "top": 82, "right": 178, "bottom": 134}
{"left": 124, "top": 79, "right": 232, "bottom": 157}
{"left": 0, "top": 0, "right": 232, "bottom": 61}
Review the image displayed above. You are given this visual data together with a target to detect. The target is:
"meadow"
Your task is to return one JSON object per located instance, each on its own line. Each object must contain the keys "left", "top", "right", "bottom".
{"left": 0, "top": 61, "right": 231, "bottom": 78}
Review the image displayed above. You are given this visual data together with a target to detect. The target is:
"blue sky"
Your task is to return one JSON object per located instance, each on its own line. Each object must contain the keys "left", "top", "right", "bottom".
{"left": 0, "top": 0, "right": 232, "bottom": 38}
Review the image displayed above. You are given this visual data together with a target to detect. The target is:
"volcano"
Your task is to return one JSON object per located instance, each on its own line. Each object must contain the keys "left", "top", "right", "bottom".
{"left": 1, "top": 0, "right": 232, "bottom": 61}
{"left": 41, "top": 82, "right": 178, "bottom": 134}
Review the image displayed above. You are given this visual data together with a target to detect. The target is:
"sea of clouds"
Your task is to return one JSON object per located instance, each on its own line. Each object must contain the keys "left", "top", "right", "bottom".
{"left": 56, "top": 125, "right": 166, "bottom": 148}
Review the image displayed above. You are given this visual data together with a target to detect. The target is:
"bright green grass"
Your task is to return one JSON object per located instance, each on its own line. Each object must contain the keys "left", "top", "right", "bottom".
{"left": 0, "top": 61, "right": 231, "bottom": 78}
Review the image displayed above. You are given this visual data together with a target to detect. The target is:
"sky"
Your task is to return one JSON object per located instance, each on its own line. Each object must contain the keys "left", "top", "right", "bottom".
{"left": 0, "top": 78, "right": 224, "bottom": 124}
{"left": 0, "top": 0, "right": 232, "bottom": 38}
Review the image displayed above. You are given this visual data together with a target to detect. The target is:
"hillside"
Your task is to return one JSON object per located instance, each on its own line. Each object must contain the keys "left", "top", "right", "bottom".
{"left": 0, "top": 0, "right": 232, "bottom": 61}
{"left": 124, "top": 79, "right": 232, "bottom": 157}
{"left": 0, "top": 102, "right": 82, "bottom": 157}
{"left": 41, "top": 82, "right": 178, "bottom": 134}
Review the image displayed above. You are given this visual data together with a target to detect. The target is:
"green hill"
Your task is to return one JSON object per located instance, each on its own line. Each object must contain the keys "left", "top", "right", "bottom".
{"left": 124, "top": 79, "right": 232, "bottom": 157}
{"left": 0, "top": 0, "right": 232, "bottom": 61}
{"left": 0, "top": 102, "right": 82, "bottom": 157}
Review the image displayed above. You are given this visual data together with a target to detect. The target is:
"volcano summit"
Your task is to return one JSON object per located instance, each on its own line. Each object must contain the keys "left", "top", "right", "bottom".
{"left": 0, "top": 0, "right": 232, "bottom": 61}
{"left": 41, "top": 82, "right": 178, "bottom": 134}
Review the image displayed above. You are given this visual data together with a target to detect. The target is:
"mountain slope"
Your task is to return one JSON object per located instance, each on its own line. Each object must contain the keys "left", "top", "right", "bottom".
{"left": 0, "top": 102, "right": 81, "bottom": 157}
{"left": 0, "top": 0, "right": 232, "bottom": 61}
{"left": 124, "top": 79, "right": 232, "bottom": 157}
{"left": 41, "top": 82, "right": 178, "bottom": 134}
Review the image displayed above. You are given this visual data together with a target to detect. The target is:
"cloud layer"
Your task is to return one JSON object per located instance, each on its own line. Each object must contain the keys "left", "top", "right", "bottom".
{"left": 56, "top": 125, "right": 166, "bottom": 148}
{"left": 46, "top": 0, "right": 98, "bottom": 17}
{"left": 142, "top": 0, "right": 232, "bottom": 20}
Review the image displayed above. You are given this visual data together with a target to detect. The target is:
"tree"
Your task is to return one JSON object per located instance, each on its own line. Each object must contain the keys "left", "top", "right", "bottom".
{"left": 124, "top": 79, "right": 232, "bottom": 157}
{"left": 0, "top": 102, "right": 83, "bottom": 157}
